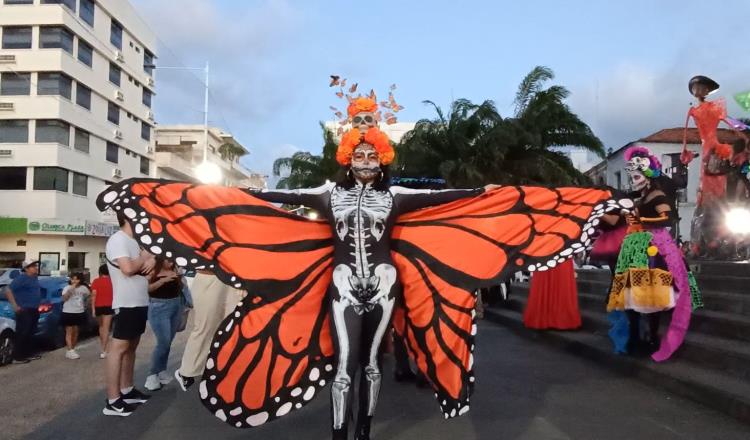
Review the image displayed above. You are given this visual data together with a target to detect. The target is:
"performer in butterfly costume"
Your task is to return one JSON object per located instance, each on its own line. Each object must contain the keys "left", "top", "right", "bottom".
{"left": 97, "top": 96, "right": 623, "bottom": 439}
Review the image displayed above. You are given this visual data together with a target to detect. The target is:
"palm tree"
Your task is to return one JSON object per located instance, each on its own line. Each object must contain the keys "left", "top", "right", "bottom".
{"left": 397, "top": 66, "right": 604, "bottom": 187}
{"left": 272, "top": 123, "right": 340, "bottom": 189}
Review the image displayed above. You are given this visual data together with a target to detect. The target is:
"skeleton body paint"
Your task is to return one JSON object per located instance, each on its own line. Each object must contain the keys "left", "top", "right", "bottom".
{"left": 253, "top": 181, "right": 482, "bottom": 437}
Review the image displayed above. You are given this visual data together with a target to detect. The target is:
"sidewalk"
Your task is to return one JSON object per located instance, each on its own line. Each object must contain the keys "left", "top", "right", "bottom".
{"left": 0, "top": 323, "right": 189, "bottom": 440}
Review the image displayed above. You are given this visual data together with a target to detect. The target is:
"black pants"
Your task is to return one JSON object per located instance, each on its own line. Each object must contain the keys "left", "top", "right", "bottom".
{"left": 14, "top": 308, "right": 39, "bottom": 360}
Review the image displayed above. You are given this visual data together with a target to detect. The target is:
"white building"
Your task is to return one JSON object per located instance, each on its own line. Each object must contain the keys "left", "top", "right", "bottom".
{"left": 586, "top": 127, "right": 744, "bottom": 241}
{"left": 0, "top": 0, "right": 156, "bottom": 274}
{"left": 155, "top": 125, "right": 266, "bottom": 189}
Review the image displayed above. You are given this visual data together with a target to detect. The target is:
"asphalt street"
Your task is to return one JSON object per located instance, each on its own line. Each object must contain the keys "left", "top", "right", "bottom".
{"left": 2, "top": 320, "right": 749, "bottom": 440}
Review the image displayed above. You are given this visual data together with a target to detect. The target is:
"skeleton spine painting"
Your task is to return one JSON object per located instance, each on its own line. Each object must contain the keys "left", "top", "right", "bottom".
{"left": 96, "top": 78, "right": 621, "bottom": 440}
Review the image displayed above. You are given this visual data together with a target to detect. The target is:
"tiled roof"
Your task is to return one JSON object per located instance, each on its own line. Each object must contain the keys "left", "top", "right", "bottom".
{"left": 638, "top": 127, "right": 744, "bottom": 144}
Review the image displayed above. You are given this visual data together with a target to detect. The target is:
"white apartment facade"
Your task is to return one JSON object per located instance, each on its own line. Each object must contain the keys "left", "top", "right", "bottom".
{"left": 0, "top": 0, "right": 157, "bottom": 275}
{"left": 155, "top": 125, "right": 266, "bottom": 189}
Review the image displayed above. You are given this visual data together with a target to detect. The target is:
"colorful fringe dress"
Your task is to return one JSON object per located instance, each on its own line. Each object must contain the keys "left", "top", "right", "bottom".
{"left": 606, "top": 194, "right": 703, "bottom": 361}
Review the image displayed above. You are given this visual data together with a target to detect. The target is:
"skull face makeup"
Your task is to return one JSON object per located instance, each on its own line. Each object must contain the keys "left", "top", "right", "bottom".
{"left": 629, "top": 171, "right": 649, "bottom": 191}
{"left": 352, "top": 112, "right": 377, "bottom": 133}
{"left": 625, "top": 150, "right": 657, "bottom": 192}
{"left": 351, "top": 143, "right": 381, "bottom": 183}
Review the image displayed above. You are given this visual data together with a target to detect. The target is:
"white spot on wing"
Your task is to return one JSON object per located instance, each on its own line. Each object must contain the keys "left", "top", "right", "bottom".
{"left": 175, "top": 257, "right": 188, "bottom": 267}
{"left": 215, "top": 409, "right": 227, "bottom": 421}
{"left": 124, "top": 208, "right": 136, "bottom": 219}
{"left": 103, "top": 191, "right": 118, "bottom": 204}
{"left": 230, "top": 407, "right": 242, "bottom": 416}
{"left": 206, "top": 358, "right": 215, "bottom": 370}
{"left": 291, "top": 387, "right": 302, "bottom": 397}
{"left": 199, "top": 380, "right": 208, "bottom": 399}
{"left": 276, "top": 402, "right": 293, "bottom": 417}
{"left": 246, "top": 412, "right": 269, "bottom": 426}
{"left": 309, "top": 368, "right": 320, "bottom": 381}
{"left": 303, "top": 386, "right": 315, "bottom": 401}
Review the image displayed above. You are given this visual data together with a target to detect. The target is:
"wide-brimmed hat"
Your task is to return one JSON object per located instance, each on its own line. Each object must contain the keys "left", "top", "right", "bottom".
{"left": 689, "top": 75, "right": 720, "bottom": 95}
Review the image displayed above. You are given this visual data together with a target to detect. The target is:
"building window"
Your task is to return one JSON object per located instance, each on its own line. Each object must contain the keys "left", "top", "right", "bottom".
{"left": 0, "top": 167, "right": 27, "bottom": 190}
{"left": 106, "top": 142, "right": 118, "bottom": 163}
{"left": 109, "top": 62, "right": 121, "bottom": 86}
{"left": 0, "top": 72, "right": 30, "bottom": 95}
{"left": 614, "top": 171, "right": 622, "bottom": 190}
{"left": 41, "top": 0, "right": 76, "bottom": 12}
{"left": 39, "top": 26, "right": 74, "bottom": 54}
{"left": 142, "top": 89, "right": 152, "bottom": 108}
{"left": 74, "top": 128, "right": 89, "bottom": 153}
{"left": 3, "top": 0, "right": 35, "bottom": 4}
{"left": 141, "top": 121, "right": 151, "bottom": 141}
{"left": 144, "top": 49, "right": 155, "bottom": 75}
{"left": 36, "top": 120, "right": 71, "bottom": 146}
{"left": 107, "top": 101, "right": 120, "bottom": 125}
{"left": 74, "top": 83, "right": 91, "bottom": 110}
{"left": 0, "top": 120, "right": 29, "bottom": 143}
{"left": 72, "top": 172, "right": 87, "bottom": 196}
{"left": 37, "top": 72, "right": 72, "bottom": 99}
{"left": 1, "top": 26, "right": 32, "bottom": 49}
{"left": 34, "top": 167, "right": 69, "bottom": 192}
{"left": 110, "top": 19, "right": 123, "bottom": 49}
{"left": 79, "top": 0, "right": 95, "bottom": 26}
{"left": 77, "top": 39, "right": 93, "bottom": 67}
{"left": 140, "top": 156, "right": 149, "bottom": 175}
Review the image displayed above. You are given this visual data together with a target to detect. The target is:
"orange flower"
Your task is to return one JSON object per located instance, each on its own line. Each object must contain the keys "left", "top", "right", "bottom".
{"left": 715, "top": 144, "right": 733, "bottom": 160}
{"left": 336, "top": 127, "right": 395, "bottom": 166}
{"left": 347, "top": 97, "right": 378, "bottom": 117}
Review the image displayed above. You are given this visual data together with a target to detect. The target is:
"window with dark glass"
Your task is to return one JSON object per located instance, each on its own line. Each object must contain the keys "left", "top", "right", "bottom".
{"left": 3, "top": 0, "right": 35, "bottom": 4}
{"left": 74, "top": 128, "right": 89, "bottom": 153}
{"left": 72, "top": 172, "right": 87, "bottom": 196}
{"left": 79, "top": 0, "right": 95, "bottom": 26}
{"left": 109, "top": 62, "right": 121, "bottom": 86}
{"left": 106, "top": 141, "right": 118, "bottom": 163}
{"left": 139, "top": 156, "right": 149, "bottom": 175}
{"left": 77, "top": 39, "right": 93, "bottom": 66}
{"left": 110, "top": 19, "right": 123, "bottom": 49}
{"left": 75, "top": 83, "right": 91, "bottom": 109}
{"left": 107, "top": 101, "right": 120, "bottom": 125}
{"left": 0, "top": 167, "right": 26, "bottom": 190}
{"left": 39, "top": 26, "right": 74, "bottom": 54}
{"left": 0, "top": 72, "right": 30, "bottom": 95}
{"left": 142, "top": 89, "right": 152, "bottom": 108}
{"left": 144, "top": 50, "right": 155, "bottom": 75}
{"left": 34, "top": 167, "right": 68, "bottom": 192}
{"left": 0, "top": 120, "right": 28, "bottom": 143}
{"left": 35, "top": 120, "right": 70, "bottom": 146}
{"left": 41, "top": 0, "right": 76, "bottom": 12}
{"left": 37, "top": 72, "right": 72, "bottom": 99}
{"left": 141, "top": 121, "right": 150, "bottom": 141}
{"left": 1, "top": 26, "right": 32, "bottom": 49}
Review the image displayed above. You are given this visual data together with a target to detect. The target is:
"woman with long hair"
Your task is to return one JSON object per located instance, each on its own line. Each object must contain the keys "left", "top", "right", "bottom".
{"left": 61, "top": 272, "right": 90, "bottom": 359}
{"left": 144, "top": 257, "right": 184, "bottom": 391}
{"left": 91, "top": 264, "right": 114, "bottom": 358}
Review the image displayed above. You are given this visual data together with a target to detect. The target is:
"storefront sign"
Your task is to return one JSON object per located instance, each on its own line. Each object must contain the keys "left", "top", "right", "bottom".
{"left": 27, "top": 219, "right": 85, "bottom": 235}
{"left": 0, "top": 217, "right": 27, "bottom": 235}
{"left": 85, "top": 221, "right": 119, "bottom": 237}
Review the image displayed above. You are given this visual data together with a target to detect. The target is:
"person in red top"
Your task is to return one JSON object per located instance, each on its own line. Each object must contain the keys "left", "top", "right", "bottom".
{"left": 90, "top": 264, "right": 114, "bottom": 359}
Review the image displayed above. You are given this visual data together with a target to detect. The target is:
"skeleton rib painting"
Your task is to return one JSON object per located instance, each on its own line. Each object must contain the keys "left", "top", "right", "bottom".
{"left": 96, "top": 89, "right": 624, "bottom": 439}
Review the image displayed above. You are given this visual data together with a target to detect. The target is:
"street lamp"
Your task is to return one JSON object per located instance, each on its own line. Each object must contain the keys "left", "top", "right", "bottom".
{"left": 144, "top": 62, "right": 223, "bottom": 184}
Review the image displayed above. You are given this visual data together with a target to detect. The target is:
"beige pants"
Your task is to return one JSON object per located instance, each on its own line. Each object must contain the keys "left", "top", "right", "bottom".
{"left": 178, "top": 273, "right": 243, "bottom": 377}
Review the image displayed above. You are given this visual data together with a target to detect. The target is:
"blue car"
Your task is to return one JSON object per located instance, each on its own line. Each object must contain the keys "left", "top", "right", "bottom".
{"left": 0, "top": 299, "right": 15, "bottom": 365}
{"left": 0, "top": 275, "right": 96, "bottom": 350}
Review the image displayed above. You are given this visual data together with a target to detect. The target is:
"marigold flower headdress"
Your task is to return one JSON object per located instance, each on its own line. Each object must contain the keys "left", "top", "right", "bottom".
{"left": 328, "top": 75, "right": 402, "bottom": 166}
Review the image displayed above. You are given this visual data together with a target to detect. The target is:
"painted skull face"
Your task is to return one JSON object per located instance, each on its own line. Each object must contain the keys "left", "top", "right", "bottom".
{"left": 625, "top": 156, "right": 652, "bottom": 191}
{"left": 352, "top": 112, "right": 376, "bottom": 133}
{"left": 351, "top": 143, "right": 381, "bottom": 183}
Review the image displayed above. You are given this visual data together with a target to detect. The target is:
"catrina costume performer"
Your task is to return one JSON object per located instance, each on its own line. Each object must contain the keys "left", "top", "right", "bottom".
{"left": 96, "top": 93, "right": 623, "bottom": 439}
{"left": 680, "top": 75, "right": 750, "bottom": 255}
{"left": 606, "top": 146, "right": 702, "bottom": 362}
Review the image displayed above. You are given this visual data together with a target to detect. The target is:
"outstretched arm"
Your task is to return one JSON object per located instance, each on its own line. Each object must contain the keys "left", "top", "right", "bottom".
{"left": 250, "top": 182, "right": 333, "bottom": 213}
{"left": 681, "top": 110, "right": 696, "bottom": 165}
{"left": 391, "top": 185, "right": 490, "bottom": 214}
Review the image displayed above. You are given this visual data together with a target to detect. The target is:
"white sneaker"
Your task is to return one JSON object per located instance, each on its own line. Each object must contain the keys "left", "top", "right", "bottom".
{"left": 99, "top": 352, "right": 107, "bottom": 359}
{"left": 157, "top": 371, "right": 173, "bottom": 385}
{"left": 144, "top": 374, "right": 162, "bottom": 391}
{"left": 65, "top": 349, "right": 80, "bottom": 360}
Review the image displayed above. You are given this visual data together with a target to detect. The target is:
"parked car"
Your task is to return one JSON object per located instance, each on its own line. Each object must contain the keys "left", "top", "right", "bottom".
{"left": 0, "top": 292, "right": 15, "bottom": 366}
{"left": 0, "top": 268, "right": 21, "bottom": 286}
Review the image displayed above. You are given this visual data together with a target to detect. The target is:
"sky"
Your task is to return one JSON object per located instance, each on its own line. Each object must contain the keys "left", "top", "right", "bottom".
{"left": 130, "top": 0, "right": 750, "bottom": 184}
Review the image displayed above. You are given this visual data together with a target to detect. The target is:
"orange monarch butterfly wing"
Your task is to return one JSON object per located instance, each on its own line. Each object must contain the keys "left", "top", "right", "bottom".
{"left": 96, "top": 178, "right": 336, "bottom": 428}
{"left": 390, "top": 186, "right": 623, "bottom": 419}
{"left": 329, "top": 75, "right": 340, "bottom": 87}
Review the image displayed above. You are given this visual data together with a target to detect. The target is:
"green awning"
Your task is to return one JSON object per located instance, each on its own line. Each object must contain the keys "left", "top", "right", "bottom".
{"left": 0, "top": 217, "right": 27, "bottom": 235}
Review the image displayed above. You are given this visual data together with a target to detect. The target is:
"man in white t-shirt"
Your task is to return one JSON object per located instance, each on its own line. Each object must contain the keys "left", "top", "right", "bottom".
{"left": 102, "top": 213, "right": 156, "bottom": 417}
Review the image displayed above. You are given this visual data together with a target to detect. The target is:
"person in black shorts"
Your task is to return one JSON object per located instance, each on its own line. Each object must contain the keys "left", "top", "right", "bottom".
{"left": 91, "top": 264, "right": 114, "bottom": 359}
{"left": 61, "top": 273, "right": 90, "bottom": 360}
{"left": 103, "top": 213, "right": 156, "bottom": 417}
